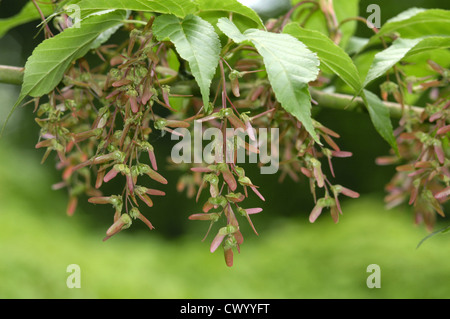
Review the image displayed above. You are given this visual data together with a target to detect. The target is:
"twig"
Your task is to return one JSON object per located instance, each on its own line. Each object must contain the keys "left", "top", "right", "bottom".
{"left": 31, "top": 0, "right": 54, "bottom": 38}
{"left": 0, "top": 65, "right": 24, "bottom": 85}
{"left": 0, "top": 65, "right": 423, "bottom": 119}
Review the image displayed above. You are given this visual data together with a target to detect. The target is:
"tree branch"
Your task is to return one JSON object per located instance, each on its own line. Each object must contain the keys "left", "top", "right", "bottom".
{"left": 0, "top": 64, "right": 423, "bottom": 118}
{"left": 310, "top": 89, "right": 423, "bottom": 118}
{"left": 0, "top": 65, "right": 24, "bottom": 86}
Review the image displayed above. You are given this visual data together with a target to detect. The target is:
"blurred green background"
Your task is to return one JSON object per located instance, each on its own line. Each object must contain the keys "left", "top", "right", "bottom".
{"left": 0, "top": 0, "right": 449, "bottom": 299}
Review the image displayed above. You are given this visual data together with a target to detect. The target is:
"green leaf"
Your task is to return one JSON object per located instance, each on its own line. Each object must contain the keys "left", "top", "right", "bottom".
{"left": 77, "top": 0, "right": 197, "bottom": 18}
{"left": 346, "top": 36, "right": 369, "bottom": 55}
{"left": 283, "top": 23, "right": 362, "bottom": 93}
{"left": 217, "top": 18, "right": 320, "bottom": 143}
{"left": 153, "top": 14, "right": 221, "bottom": 113}
{"left": 364, "top": 36, "right": 450, "bottom": 87}
{"left": 402, "top": 49, "right": 450, "bottom": 78}
{"left": 196, "top": 0, "right": 264, "bottom": 29}
{"left": 406, "top": 36, "right": 450, "bottom": 57}
{"left": 216, "top": 16, "right": 247, "bottom": 43}
{"left": 1, "top": 10, "right": 127, "bottom": 137}
{"left": 0, "top": 1, "right": 54, "bottom": 38}
{"left": 361, "top": 90, "right": 397, "bottom": 153}
{"left": 385, "top": 7, "right": 426, "bottom": 24}
{"left": 364, "top": 38, "right": 421, "bottom": 87}
{"left": 366, "top": 9, "right": 450, "bottom": 47}
{"left": 22, "top": 10, "right": 126, "bottom": 98}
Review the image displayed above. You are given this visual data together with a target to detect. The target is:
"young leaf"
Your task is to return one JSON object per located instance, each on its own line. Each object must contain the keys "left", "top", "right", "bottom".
{"left": 364, "top": 38, "right": 421, "bottom": 88}
{"left": 361, "top": 90, "right": 398, "bottom": 154}
{"left": 1, "top": 10, "right": 127, "bottom": 137}
{"left": 153, "top": 14, "right": 221, "bottom": 113}
{"left": 346, "top": 36, "right": 369, "bottom": 55}
{"left": 406, "top": 36, "right": 450, "bottom": 57}
{"left": 217, "top": 18, "right": 321, "bottom": 143}
{"left": 0, "top": 1, "right": 54, "bottom": 38}
{"left": 283, "top": 23, "right": 362, "bottom": 93}
{"left": 196, "top": 0, "right": 264, "bottom": 29}
{"left": 385, "top": 7, "right": 426, "bottom": 23}
{"left": 216, "top": 17, "right": 247, "bottom": 43}
{"left": 364, "top": 36, "right": 450, "bottom": 87}
{"left": 366, "top": 9, "right": 450, "bottom": 47}
{"left": 76, "top": 0, "right": 197, "bottom": 18}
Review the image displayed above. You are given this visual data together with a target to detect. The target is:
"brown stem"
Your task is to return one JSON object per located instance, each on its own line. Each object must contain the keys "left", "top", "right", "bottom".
{"left": 338, "top": 17, "right": 379, "bottom": 35}
{"left": 31, "top": 0, "right": 54, "bottom": 38}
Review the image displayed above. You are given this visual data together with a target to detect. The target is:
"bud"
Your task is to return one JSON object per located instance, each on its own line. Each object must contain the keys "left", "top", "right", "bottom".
{"left": 217, "top": 163, "right": 237, "bottom": 191}
{"left": 332, "top": 185, "right": 360, "bottom": 199}
{"left": 66, "top": 196, "right": 78, "bottom": 216}
{"left": 433, "top": 142, "right": 445, "bottom": 164}
{"left": 130, "top": 207, "right": 155, "bottom": 230}
{"left": 331, "top": 150, "right": 352, "bottom": 158}
{"left": 94, "top": 168, "right": 105, "bottom": 189}
{"left": 112, "top": 78, "right": 132, "bottom": 87}
{"left": 309, "top": 158, "right": 324, "bottom": 188}
{"left": 436, "top": 125, "right": 450, "bottom": 135}
{"left": 224, "top": 247, "right": 233, "bottom": 267}
{"left": 88, "top": 195, "right": 123, "bottom": 213}
{"left": 233, "top": 230, "right": 244, "bottom": 245}
{"left": 188, "top": 213, "right": 220, "bottom": 222}
{"left": 145, "top": 188, "right": 166, "bottom": 196}
{"left": 229, "top": 70, "right": 243, "bottom": 98}
{"left": 72, "top": 128, "right": 103, "bottom": 142}
{"left": 103, "top": 165, "right": 120, "bottom": 183}
{"left": 241, "top": 113, "right": 256, "bottom": 141}
{"left": 210, "top": 227, "right": 227, "bottom": 253}
{"left": 309, "top": 202, "right": 324, "bottom": 223}
{"left": 433, "top": 187, "right": 448, "bottom": 203}
{"left": 165, "top": 119, "right": 190, "bottom": 128}
{"left": 134, "top": 187, "right": 154, "bottom": 207}
{"left": 208, "top": 195, "right": 227, "bottom": 208}
{"left": 250, "top": 185, "right": 265, "bottom": 202}
{"left": 203, "top": 201, "right": 214, "bottom": 213}
{"left": 191, "top": 165, "right": 215, "bottom": 173}
{"left": 88, "top": 196, "right": 114, "bottom": 204}
{"left": 139, "top": 142, "right": 158, "bottom": 171}
{"left": 93, "top": 151, "right": 125, "bottom": 165}
{"left": 136, "top": 164, "right": 168, "bottom": 184}
{"left": 225, "top": 192, "right": 245, "bottom": 203}
{"left": 104, "top": 213, "right": 132, "bottom": 241}
{"left": 161, "top": 85, "right": 173, "bottom": 110}
{"left": 129, "top": 96, "right": 139, "bottom": 113}
{"left": 227, "top": 113, "right": 246, "bottom": 131}
{"left": 309, "top": 198, "right": 333, "bottom": 223}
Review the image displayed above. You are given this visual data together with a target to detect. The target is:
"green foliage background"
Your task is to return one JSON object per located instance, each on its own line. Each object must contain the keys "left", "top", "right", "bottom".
{"left": 0, "top": 0, "right": 449, "bottom": 298}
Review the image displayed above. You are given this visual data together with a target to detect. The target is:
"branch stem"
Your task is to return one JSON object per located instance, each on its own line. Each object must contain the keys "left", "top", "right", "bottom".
{"left": 0, "top": 65, "right": 423, "bottom": 119}
{"left": 0, "top": 65, "right": 24, "bottom": 86}
{"left": 309, "top": 89, "right": 423, "bottom": 118}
